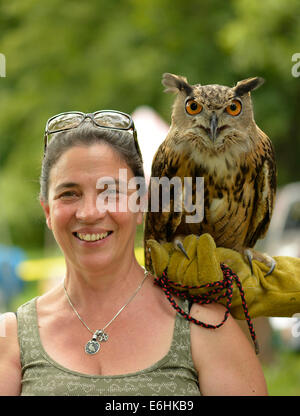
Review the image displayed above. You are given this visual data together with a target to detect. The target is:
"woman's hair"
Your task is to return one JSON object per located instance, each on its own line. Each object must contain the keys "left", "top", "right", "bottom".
{"left": 39, "top": 122, "right": 145, "bottom": 203}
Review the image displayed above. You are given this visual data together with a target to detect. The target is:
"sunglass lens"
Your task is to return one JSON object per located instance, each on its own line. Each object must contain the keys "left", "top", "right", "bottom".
{"left": 94, "top": 111, "right": 131, "bottom": 129}
{"left": 47, "top": 113, "right": 84, "bottom": 133}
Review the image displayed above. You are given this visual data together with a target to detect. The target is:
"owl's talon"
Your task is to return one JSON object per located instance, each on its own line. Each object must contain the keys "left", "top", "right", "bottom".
{"left": 245, "top": 249, "right": 254, "bottom": 275}
{"left": 176, "top": 241, "right": 190, "bottom": 260}
{"left": 264, "top": 258, "right": 276, "bottom": 277}
{"left": 244, "top": 248, "right": 276, "bottom": 277}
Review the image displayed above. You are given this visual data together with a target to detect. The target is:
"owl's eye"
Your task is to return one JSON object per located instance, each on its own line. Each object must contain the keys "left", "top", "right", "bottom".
{"left": 185, "top": 99, "right": 203, "bottom": 115}
{"left": 225, "top": 99, "right": 242, "bottom": 116}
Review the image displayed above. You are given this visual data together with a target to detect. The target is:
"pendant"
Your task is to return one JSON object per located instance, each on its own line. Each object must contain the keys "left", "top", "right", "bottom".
{"left": 85, "top": 338, "right": 100, "bottom": 355}
{"left": 95, "top": 329, "right": 109, "bottom": 342}
{"left": 84, "top": 330, "right": 108, "bottom": 355}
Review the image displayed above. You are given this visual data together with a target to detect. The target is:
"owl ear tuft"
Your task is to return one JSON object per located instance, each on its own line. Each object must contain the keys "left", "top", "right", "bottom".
{"left": 162, "top": 73, "right": 193, "bottom": 96}
{"left": 234, "top": 77, "right": 265, "bottom": 96}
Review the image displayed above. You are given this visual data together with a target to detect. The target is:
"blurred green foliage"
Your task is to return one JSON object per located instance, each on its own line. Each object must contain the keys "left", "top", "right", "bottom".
{"left": 263, "top": 350, "right": 300, "bottom": 395}
{"left": 0, "top": 0, "right": 299, "bottom": 250}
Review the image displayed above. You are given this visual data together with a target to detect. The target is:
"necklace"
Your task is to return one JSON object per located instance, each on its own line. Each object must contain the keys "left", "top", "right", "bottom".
{"left": 63, "top": 270, "right": 148, "bottom": 355}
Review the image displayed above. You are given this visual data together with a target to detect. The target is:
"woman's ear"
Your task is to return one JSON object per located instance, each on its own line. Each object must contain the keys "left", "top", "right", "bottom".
{"left": 40, "top": 199, "right": 52, "bottom": 230}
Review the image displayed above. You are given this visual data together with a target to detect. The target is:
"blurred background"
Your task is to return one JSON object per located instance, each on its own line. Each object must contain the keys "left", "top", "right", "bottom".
{"left": 0, "top": 0, "right": 299, "bottom": 395}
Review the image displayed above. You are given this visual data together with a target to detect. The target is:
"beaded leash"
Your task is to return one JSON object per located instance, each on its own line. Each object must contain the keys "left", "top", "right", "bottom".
{"left": 154, "top": 263, "right": 259, "bottom": 354}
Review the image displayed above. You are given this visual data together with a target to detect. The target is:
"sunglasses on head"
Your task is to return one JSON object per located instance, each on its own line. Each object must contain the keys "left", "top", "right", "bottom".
{"left": 43, "top": 110, "right": 142, "bottom": 161}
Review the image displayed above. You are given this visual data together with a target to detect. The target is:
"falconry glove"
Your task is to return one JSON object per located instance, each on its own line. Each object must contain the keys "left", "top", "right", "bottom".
{"left": 146, "top": 233, "right": 300, "bottom": 320}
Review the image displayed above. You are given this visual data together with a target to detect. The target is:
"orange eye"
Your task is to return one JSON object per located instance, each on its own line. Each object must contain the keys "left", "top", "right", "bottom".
{"left": 185, "top": 99, "right": 203, "bottom": 115}
{"left": 226, "top": 99, "right": 242, "bottom": 116}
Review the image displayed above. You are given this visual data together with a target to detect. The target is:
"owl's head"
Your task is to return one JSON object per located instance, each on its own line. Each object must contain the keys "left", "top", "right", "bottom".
{"left": 162, "top": 73, "right": 264, "bottom": 152}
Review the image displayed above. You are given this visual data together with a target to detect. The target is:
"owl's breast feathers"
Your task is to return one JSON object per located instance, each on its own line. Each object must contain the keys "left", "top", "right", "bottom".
{"left": 145, "top": 127, "right": 276, "bottom": 251}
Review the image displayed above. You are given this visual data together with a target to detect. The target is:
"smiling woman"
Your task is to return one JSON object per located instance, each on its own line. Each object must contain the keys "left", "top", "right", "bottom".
{"left": 42, "top": 143, "right": 144, "bottom": 275}
{"left": 0, "top": 110, "right": 268, "bottom": 397}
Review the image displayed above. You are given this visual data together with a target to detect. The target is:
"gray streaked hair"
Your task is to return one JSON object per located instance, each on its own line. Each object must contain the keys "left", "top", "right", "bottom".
{"left": 39, "top": 122, "right": 145, "bottom": 203}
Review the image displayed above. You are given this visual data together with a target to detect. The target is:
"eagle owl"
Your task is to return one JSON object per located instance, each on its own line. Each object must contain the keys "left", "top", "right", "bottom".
{"left": 144, "top": 73, "right": 277, "bottom": 275}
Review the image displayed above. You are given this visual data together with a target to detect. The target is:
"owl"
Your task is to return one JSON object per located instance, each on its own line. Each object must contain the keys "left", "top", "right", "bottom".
{"left": 144, "top": 73, "right": 277, "bottom": 275}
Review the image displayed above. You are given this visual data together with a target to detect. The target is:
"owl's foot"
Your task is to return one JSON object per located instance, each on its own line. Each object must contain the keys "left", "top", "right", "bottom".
{"left": 244, "top": 248, "right": 276, "bottom": 277}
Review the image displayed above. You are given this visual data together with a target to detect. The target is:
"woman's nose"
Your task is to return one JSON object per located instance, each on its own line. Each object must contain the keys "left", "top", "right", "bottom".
{"left": 75, "top": 195, "right": 106, "bottom": 222}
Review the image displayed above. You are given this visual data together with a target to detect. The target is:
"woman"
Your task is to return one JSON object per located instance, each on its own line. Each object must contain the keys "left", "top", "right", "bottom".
{"left": 0, "top": 110, "right": 267, "bottom": 396}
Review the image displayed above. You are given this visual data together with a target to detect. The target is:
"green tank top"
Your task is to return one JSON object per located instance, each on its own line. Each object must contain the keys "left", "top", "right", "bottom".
{"left": 17, "top": 296, "right": 201, "bottom": 396}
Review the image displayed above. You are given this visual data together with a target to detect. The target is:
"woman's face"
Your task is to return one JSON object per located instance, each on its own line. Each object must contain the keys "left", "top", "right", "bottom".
{"left": 41, "top": 143, "right": 143, "bottom": 274}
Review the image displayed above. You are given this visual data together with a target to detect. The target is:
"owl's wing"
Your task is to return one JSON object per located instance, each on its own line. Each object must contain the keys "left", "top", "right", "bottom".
{"left": 245, "top": 130, "right": 277, "bottom": 248}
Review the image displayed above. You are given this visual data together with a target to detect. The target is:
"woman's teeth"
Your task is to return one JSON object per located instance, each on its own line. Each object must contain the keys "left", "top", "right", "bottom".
{"left": 76, "top": 232, "right": 110, "bottom": 242}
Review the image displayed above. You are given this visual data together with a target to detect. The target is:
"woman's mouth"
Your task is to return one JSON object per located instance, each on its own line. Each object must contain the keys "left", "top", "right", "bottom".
{"left": 73, "top": 231, "right": 113, "bottom": 242}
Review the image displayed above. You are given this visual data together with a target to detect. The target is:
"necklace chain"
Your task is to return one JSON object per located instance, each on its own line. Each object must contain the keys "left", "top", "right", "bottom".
{"left": 63, "top": 269, "right": 148, "bottom": 354}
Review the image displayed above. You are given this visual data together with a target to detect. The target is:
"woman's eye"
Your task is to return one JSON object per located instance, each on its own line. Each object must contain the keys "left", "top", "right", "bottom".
{"left": 60, "top": 191, "right": 79, "bottom": 198}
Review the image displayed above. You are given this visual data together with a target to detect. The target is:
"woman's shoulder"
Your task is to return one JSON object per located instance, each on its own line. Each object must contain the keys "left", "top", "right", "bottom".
{"left": 189, "top": 301, "right": 246, "bottom": 349}
{"left": 189, "top": 302, "right": 268, "bottom": 395}
{"left": 0, "top": 311, "right": 19, "bottom": 348}
{"left": 190, "top": 301, "right": 228, "bottom": 324}
{"left": 0, "top": 312, "right": 22, "bottom": 395}
{"left": 0, "top": 311, "right": 18, "bottom": 332}
{"left": 1, "top": 297, "right": 38, "bottom": 346}
{"left": 189, "top": 301, "right": 247, "bottom": 370}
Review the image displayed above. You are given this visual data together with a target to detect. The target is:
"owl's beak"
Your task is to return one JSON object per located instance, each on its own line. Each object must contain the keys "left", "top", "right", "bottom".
{"left": 209, "top": 113, "right": 218, "bottom": 142}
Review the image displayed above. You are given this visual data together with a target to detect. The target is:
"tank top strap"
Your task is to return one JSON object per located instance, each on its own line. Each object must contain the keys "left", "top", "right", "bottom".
{"left": 16, "top": 297, "right": 43, "bottom": 372}
{"left": 168, "top": 296, "right": 196, "bottom": 371}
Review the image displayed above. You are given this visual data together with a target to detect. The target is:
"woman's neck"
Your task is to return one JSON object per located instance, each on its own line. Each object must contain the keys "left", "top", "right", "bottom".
{"left": 63, "top": 258, "right": 146, "bottom": 313}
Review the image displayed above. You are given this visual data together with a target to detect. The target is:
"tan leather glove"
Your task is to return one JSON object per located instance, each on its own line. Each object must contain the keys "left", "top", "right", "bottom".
{"left": 146, "top": 234, "right": 300, "bottom": 320}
